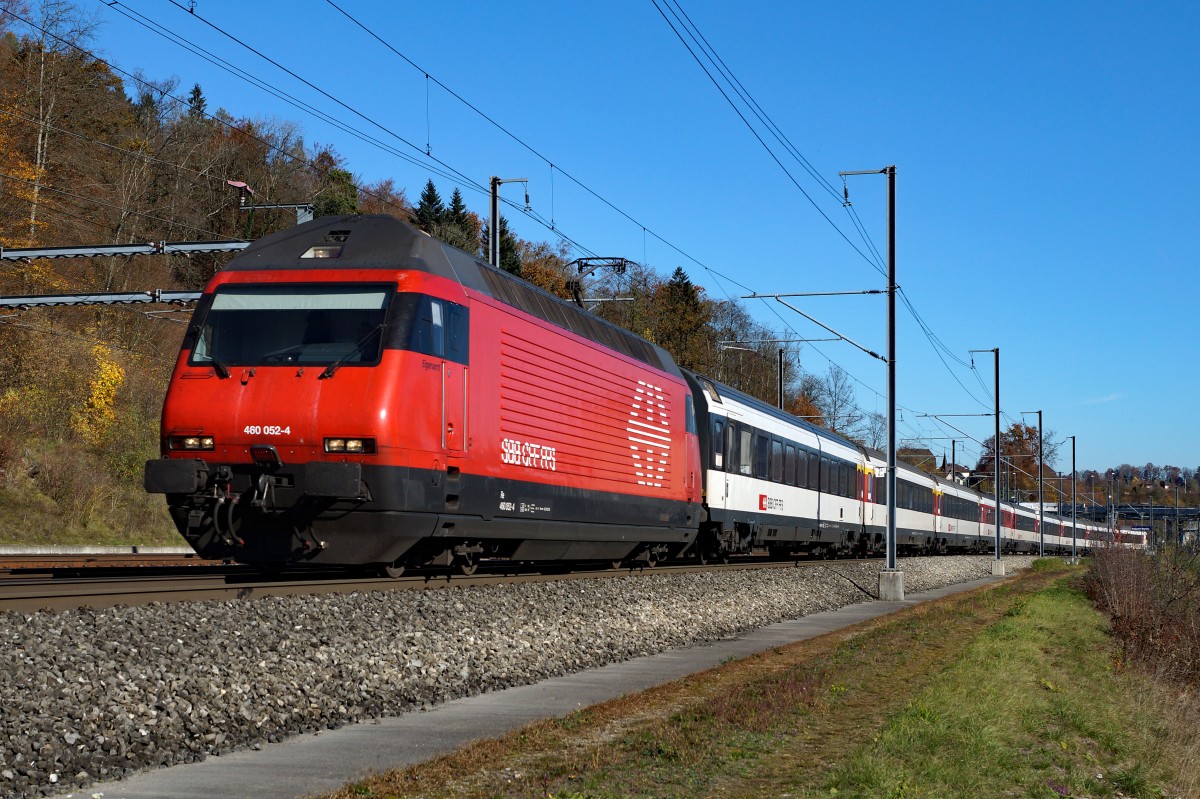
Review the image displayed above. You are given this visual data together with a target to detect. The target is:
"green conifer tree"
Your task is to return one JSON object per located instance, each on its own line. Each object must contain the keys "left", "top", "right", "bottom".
{"left": 186, "top": 83, "right": 206, "bottom": 121}
{"left": 447, "top": 188, "right": 469, "bottom": 229}
{"left": 482, "top": 215, "right": 522, "bottom": 276}
{"left": 414, "top": 179, "right": 445, "bottom": 232}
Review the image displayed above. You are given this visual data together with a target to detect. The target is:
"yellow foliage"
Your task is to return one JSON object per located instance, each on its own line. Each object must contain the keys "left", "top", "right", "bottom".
{"left": 0, "top": 121, "right": 42, "bottom": 249}
{"left": 0, "top": 384, "right": 52, "bottom": 429}
{"left": 17, "top": 258, "right": 71, "bottom": 292}
{"left": 71, "top": 344, "right": 125, "bottom": 445}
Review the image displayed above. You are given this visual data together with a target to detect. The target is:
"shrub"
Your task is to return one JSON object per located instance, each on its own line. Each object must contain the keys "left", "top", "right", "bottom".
{"left": 1082, "top": 545, "right": 1200, "bottom": 684}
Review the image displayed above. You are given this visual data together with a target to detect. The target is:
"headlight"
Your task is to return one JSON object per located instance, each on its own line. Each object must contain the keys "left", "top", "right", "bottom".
{"left": 324, "top": 437, "right": 375, "bottom": 454}
{"left": 169, "top": 435, "right": 215, "bottom": 451}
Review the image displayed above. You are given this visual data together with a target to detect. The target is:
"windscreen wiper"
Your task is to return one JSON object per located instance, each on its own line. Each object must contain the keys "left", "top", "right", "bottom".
{"left": 319, "top": 324, "right": 385, "bottom": 380}
{"left": 211, "top": 356, "right": 230, "bottom": 379}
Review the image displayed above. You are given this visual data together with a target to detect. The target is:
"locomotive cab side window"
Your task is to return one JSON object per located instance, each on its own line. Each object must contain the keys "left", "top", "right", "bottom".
{"left": 388, "top": 293, "right": 469, "bottom": 364}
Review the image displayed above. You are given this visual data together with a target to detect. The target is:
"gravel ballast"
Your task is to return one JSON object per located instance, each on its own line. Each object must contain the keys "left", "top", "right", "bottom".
{"left": 1, "top": 555, "right": 1035, "bottom": 799}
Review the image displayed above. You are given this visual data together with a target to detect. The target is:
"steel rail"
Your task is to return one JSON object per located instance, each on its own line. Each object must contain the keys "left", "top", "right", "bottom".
{"left": 0, "top": 558, "right": 882, "bottom": 614}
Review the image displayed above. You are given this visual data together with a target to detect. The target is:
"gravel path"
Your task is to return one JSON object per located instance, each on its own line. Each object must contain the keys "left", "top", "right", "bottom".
{"left": 0, "top": 555, "right": 1035, "bottom": 799}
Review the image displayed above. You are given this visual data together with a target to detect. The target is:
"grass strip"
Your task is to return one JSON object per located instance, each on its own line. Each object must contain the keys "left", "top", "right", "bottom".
{"left": 320, "top": 562, "right": 1185, "bottom": 799}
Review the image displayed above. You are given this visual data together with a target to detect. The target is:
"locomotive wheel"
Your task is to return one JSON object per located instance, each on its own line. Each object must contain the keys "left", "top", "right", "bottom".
{"left": 610, "top": 560, "right": 626, "bottom": 571}
{"left": 458, "top": 561, "right": 478, "bottom": 577}
{"left": 381, "top": 563, "right": 405, "bottom": 579}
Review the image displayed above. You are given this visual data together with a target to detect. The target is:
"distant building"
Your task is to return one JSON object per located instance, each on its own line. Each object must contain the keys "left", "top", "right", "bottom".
{"left": 898, "top": 447, "right": 937, "bottom": 473}
{"left": 941, "top": 457, "right": 971, "bottom": 486}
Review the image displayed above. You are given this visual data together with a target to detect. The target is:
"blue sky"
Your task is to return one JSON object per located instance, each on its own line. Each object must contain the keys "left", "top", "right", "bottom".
{"left": 82, "top": 0, "right": 1199, "bottom": 473}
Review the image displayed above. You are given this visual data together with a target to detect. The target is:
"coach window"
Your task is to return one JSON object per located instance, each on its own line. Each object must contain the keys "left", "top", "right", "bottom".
{"left": 784, "top": 444, "right": 797, "bottom": 486}
{"left": 725, "top": 422, "right": 738, "bottom": 474}
{"left": 712, "top": 417, "right": 726, "bottom": 470}
{"left": 820, "top": 456, "right": 830, "bottom": 494}
{"left": 738, "top": 427, "right": 753, "bottom": 476}
{"left": 770, "top": 439, "right": 784, "bottom": 482}
{"left": 755, "top": 433, "right": 770, "bottom": 479}
{"left": 840, "top": 463, "right": 850, "bottom": 497}
{"left": 809, "top": 451, "right": 820, "bottom": 490}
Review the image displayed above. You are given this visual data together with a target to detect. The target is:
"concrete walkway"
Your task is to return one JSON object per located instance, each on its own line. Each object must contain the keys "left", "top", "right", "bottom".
{"left": 56, "top": 577, "right": 1000, "bottom": 799}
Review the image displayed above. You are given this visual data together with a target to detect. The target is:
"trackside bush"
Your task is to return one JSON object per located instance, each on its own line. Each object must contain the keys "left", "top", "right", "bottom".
{"left": 1082, "top": 545, "right": 1200, "bottom": 683}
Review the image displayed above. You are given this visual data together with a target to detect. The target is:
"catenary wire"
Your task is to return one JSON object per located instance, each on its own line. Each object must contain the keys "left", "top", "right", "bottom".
{"left": 324, "top": 0, "right": 958, "bottom": 388}
{"left": 6, "top": 5, "right": 1009, "bottom": 449}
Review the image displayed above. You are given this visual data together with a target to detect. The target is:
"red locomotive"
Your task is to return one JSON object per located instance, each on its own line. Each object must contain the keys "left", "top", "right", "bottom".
{"left": 145, "top": 215, "right": 703, "bottom": 575}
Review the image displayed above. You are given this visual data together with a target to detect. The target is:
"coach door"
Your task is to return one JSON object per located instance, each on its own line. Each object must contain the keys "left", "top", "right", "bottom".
{"left": 720, "top": 414, "right": 750, "bottom": 513}
{"left": 434, "top": 300, "right": 469, "bottom": 455}
{"left": 712, "top": 413, "right": 745, "bottom": 513}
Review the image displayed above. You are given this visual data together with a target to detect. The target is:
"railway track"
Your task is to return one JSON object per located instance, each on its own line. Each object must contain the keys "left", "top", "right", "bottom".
{"left": 0, "top": 549, "right": 218, "bottom": 571}
{"left": 0, "top": 557, "right": 879, "bottom": 613}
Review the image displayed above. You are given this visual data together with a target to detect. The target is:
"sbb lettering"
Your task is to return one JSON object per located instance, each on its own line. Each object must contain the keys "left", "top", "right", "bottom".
{"left": 500, "top": 438, "right": 556, "bottom": 471}
{"left": 759, "top": 494, "right": 783, "bottom": 511}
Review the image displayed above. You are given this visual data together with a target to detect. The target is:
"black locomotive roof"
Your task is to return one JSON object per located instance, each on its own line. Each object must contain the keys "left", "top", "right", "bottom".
{"left": 220, "top": 214, "right": 681, "bottom": 377}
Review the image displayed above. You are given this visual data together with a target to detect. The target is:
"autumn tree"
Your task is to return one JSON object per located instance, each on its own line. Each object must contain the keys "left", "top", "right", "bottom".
{"left": 787, "top": 372, "right": 825, "bottom": 427}
{"left": 701, "top": 300, "right": 796, "bottom": 404}
{"left": 312, "top": 167, "right": 357, "bottom": 217}
{"left": 860, "top": 411, "right": 887, "bottom": 449}
{"left": 517, "top": 238, "right": 573, "bottom": 298}
{"left": 12, "top": 0, "right": 102, "bottom": 242}
{"left": 974, "top": 422, "right": 1061, "bottom": 498}
{"left": 815, "top": 365, "right": 863, "bottom": 437}
{"left": 357, "top": 177, "right": 411, "bottom": 220}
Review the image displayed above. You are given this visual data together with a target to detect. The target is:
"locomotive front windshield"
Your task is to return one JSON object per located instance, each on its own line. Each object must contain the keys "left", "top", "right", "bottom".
{"left": 189, "top": 284, "right": 391, "bottom": 368}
